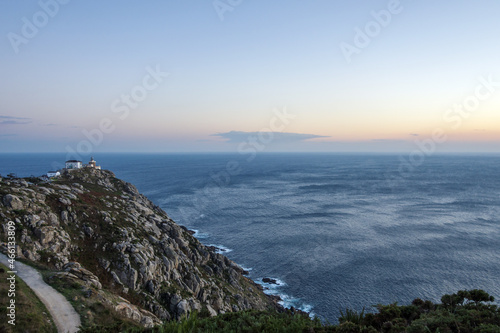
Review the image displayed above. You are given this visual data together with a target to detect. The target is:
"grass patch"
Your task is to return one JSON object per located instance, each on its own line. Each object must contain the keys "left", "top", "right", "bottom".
{"left": 159, "top": 310, "right": 324, "bottom": 333}
{"left": 0, "top": 263, "right": 57, "bottom": 333}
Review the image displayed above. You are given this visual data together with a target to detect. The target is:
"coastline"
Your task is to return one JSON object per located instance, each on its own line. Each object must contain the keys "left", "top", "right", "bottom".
{"left": 0, "top": 168, "right": 283, "bottom": 326}
{"left": 188, "top": 226, "right": 315, "bottom": 317}
{"left": 2, "top": 153, "right": 500, "bottom": 323}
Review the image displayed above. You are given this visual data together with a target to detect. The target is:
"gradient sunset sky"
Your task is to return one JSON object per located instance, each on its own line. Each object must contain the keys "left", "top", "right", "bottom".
{"left": 1, "top": 0, "right": 500, "bottom": 153}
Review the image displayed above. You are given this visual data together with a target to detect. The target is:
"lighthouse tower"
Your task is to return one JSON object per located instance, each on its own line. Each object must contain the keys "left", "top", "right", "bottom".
{"left": 89, "top": 156, "right": 96, "bottom": 168}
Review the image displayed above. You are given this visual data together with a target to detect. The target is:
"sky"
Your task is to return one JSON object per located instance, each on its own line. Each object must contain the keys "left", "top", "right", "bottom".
{"left": 1, "top": 0, "right": 500, "bottom": 154}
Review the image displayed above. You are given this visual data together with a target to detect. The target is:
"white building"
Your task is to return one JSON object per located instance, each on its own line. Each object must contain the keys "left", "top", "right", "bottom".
{"left": 65, "top": 160, "right": 82, "bottom": 169}
{"left": 47, "top": 171, "right": 60, "bottom": 178}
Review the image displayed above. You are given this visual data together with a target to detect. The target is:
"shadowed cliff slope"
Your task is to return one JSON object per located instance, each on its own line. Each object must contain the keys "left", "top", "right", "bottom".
{"left": 0, "top": 168, "right": 280, "bottom": 328}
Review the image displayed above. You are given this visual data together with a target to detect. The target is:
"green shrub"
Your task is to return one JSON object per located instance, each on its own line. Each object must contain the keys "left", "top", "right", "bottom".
{"left": 75, "top": 290, "right": 500, "bottom": 332}
{"left": 340, "top": 307, "right": 365, "bottom": 325}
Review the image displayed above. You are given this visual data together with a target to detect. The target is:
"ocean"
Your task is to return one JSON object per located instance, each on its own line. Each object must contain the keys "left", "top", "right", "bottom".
{"left": 1, "top": 153, "right": 500, "bottom": 322}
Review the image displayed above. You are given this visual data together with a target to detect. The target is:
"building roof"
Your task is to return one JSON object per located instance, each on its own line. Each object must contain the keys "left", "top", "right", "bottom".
{"left": 66, "top": 160, "right": 82, "bottom": 163}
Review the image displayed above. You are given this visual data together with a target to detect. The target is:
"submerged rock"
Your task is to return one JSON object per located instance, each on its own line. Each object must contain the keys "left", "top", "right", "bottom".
{"left": 262, "top": 278, "right": 278, "bottom": 285}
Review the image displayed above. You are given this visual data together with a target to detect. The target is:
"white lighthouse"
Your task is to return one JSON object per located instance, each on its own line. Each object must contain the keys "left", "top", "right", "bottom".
{"left": 87, "top": 157, "right": 101, "bottom": 170}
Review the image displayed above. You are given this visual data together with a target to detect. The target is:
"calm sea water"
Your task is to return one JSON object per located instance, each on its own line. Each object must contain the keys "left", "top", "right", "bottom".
{"left": 1, "top": 153, "right": 500, "bottom": 322}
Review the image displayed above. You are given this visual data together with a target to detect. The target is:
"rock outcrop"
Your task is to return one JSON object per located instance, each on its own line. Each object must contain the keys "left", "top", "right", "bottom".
{"left": 0, "top": 169, "right": 280, "bottom": 327}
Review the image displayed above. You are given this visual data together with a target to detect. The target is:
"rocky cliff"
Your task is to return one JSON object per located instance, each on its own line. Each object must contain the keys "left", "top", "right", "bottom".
{"left": 0, "top": 168, "right": 280, "bottom": 328}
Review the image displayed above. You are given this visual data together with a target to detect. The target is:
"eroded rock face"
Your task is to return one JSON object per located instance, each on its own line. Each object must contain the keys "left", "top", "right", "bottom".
{"left": 0, "top": 168, "right": 280, "bottom": 326}
{"left": 3, "top": 194, "right": 24, "bottom": 210}
{"left": 115, "top": 302, "right": 160, "bottom": 328}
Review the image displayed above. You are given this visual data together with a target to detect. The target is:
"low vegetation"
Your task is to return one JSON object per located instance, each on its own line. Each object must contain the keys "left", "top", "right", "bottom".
{"left": 80, "top": 289, "right": 500, "bottom": 332}
{"left": 0, "top": 263, "right": 56, "bottom": 333}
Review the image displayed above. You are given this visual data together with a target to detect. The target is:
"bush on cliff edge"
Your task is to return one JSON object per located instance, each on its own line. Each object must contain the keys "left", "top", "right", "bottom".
{"left": 79, "top": 289, "right": 500, "bottom": 332}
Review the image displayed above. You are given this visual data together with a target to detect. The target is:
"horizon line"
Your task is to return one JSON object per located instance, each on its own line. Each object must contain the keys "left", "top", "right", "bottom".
{"left": 1, "top": 151, "right": 499, "bottom": 155}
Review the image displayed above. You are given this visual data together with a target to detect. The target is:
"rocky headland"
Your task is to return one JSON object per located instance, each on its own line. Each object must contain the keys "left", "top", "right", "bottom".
{"left": 0, "top": 168, "right": 281, "bottom": 328}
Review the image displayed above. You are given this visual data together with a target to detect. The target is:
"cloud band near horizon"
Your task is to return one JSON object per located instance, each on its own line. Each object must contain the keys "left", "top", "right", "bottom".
{"left": 213, "top": 131, "right": 330, "bottom": 143}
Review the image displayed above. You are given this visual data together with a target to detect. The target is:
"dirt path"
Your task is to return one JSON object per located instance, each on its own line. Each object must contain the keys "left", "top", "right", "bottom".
{"left": 0, "top": 253, "right": 81, "bottom": 333}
